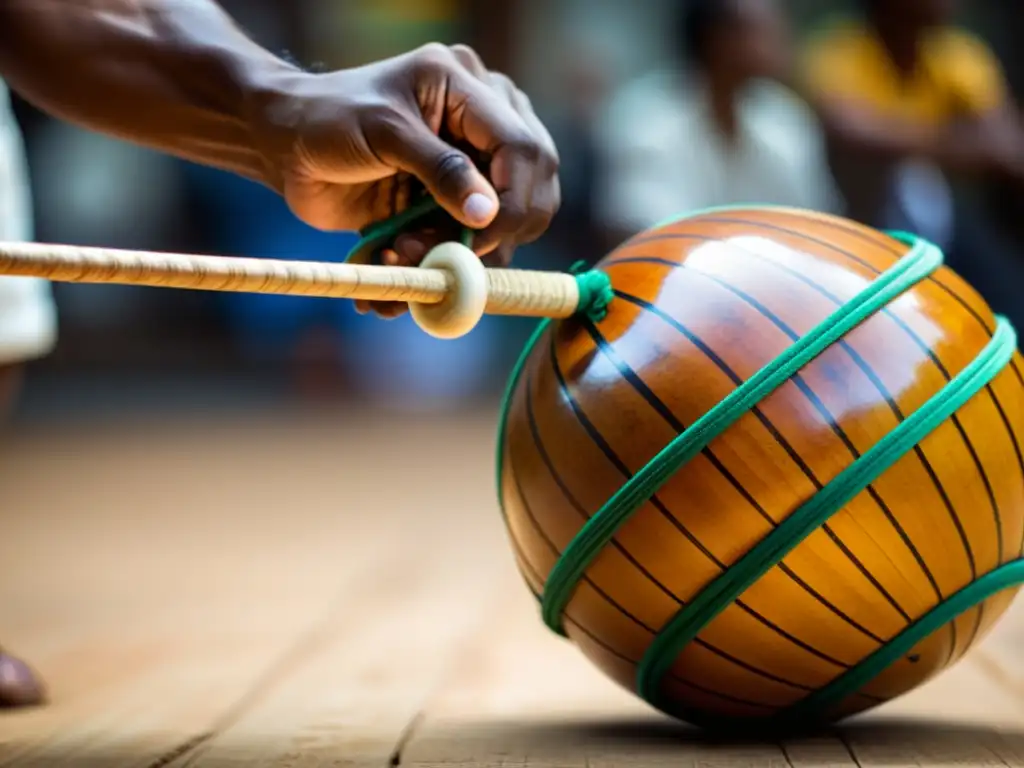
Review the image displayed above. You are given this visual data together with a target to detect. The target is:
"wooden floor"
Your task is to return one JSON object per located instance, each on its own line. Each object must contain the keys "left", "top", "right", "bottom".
{"left": 0, "top": 408, "right": 1022, "bottom": 767}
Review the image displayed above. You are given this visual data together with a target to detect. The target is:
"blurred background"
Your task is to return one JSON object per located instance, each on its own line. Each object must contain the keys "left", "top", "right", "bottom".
{"left": 2, "top": 0, "right": 1024, "bottom": 734}
{"left": 6, "top": 0, "right": 1024, "bottom": 424}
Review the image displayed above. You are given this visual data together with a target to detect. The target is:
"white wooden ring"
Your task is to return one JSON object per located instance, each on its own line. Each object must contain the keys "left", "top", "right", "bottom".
{"left": 409, "top": 242, "right": 487, "bottom": 339}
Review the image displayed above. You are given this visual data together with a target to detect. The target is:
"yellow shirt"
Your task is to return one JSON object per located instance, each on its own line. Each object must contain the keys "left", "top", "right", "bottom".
{"left": 801, "top": 19, "right": 1008, "bottom": 126}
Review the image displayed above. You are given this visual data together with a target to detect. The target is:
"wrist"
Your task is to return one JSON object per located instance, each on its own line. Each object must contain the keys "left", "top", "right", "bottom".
{"left": 234, "top": 51, "right": 308, "bottom": 193}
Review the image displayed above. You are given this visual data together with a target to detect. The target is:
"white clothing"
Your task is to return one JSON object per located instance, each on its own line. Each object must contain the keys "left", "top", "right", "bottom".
{"left": 593, "top": 70, "right": 843, "bottom": 233}
{"left": 0, "top": 79, "right": 57, "bottom": 365}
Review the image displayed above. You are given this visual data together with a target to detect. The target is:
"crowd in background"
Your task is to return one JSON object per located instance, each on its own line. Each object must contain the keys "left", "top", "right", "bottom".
{"left": 10, "top": 0, "right": 1024, "bottom": 411}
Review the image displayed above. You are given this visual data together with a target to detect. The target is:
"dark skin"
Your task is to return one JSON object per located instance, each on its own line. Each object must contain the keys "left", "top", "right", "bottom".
{"left": 0, "top": 0, "right": 562, "bottom": 706}
{"left": 602, "top": 0, "right": 792, "bottom": 253}
{"left": 807, "top": 0, "right": 1024, "bottom": 183}
{"left": 0, "top": 0, "right": 561, "bottom": 318}
{"left": 703, "top": 0, "right": 793, "bottom": 143}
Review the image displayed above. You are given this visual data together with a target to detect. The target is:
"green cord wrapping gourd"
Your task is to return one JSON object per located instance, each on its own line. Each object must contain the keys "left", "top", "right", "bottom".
{"left": 2, "top": 197, "right": 1018, "bottom": 732}
{"left": 495, "top": 204, "right": 1024, "bottom": 732}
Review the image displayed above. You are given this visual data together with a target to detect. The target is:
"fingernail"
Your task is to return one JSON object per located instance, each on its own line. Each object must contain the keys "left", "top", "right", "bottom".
{"left": 462, "top": 193, "right": 496, "bottom": 225}
{"left": 381, "top": 250, "right": 399, "bottom": 266}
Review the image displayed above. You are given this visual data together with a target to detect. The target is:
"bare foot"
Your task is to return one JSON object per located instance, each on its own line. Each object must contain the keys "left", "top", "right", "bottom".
{"left": 0, "top": 648, "right": 46, "bottom": 708}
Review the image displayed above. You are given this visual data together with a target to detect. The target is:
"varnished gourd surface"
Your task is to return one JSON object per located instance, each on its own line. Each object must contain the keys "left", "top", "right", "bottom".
{"left": 500, "top": 207, "right": 1024, "bottom": 722}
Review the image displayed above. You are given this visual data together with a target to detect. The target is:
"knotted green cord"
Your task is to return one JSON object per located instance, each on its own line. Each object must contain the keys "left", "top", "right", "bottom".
{"left": 571, "top": 260, "right": 614, "bottom": 323}
{"left": 342, "top": 199, "right": 613, "bottom": 324}
{"left": 488, "top": 205, "right": 1022, "bottom": 723}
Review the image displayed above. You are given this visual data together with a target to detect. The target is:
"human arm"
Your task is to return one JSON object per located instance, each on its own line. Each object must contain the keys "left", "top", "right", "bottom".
{"left": 0, "top": 0, "right": 560, "bottom": 269}
{"left": 0, "top": 0, "right": 292, "bottom": 187}
{"left": 809, "top": 97, "right": 1024, "bottom": 181}
{"left": 799, "top": 28, "right": 1024, "bottom": 181}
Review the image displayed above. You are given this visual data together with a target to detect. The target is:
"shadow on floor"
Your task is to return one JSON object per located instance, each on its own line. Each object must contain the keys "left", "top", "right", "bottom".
{"left": 408, "top": 716, "right": 1024, "bottom": 765}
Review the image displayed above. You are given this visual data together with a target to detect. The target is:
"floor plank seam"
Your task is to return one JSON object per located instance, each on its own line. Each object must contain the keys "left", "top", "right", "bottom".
{"left": 837, "top": 732, "right": 865, "bottom": 768}
{"left": 388, "top": 573, "right": 514, "bottom": 767}
{"left": 389, "top": 709, "right": 426, "bottom": 767}
{"left": 144, "top": 575, "right": 380, "bottom": 768}
{"left": 777, "top": 741, "right": 797, "bottom": 768}
{"left": 144, "top": 731, "right": 216, "bottom": 768}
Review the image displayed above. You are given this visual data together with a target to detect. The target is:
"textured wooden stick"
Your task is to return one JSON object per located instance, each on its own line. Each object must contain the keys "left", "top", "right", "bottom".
{"left": 0, "top": 241, "right": 580, "bottom": 320}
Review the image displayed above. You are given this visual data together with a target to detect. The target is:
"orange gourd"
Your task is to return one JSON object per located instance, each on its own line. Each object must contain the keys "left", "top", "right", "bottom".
{"left": 497, "top": 206, "right": 1024, "bottom": 729}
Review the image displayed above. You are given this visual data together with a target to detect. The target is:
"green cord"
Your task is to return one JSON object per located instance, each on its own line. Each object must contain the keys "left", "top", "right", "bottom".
{"left": 343, "top": 200, "right": 611, "bottom": 322}
{"left": 494, "top": 317, "right": 558, "bottom": 616}
{"left": 539, "top": 233, "right": 943, "bottom": 636}
{"left": 573, "top": 267, "right": 614, "bottom": 323}
{"left": 486, "top": 200, "right": 1022, "bottom": 725}
{"left": 495, "top": 318, "right": 553, "bottom": 525}
{"left": 343, "top": 195, "right": 442, "bottom": 265}
{"left": 773, "top": 556, "right": 1024, "bottom": 726}
{"left": 639, "top": 315, "right": 1017, "bottom": 710}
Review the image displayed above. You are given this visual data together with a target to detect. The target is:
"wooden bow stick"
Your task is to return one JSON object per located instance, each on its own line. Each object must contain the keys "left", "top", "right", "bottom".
{"left": 0, "top": 241, "right": 612, "bottom": 339}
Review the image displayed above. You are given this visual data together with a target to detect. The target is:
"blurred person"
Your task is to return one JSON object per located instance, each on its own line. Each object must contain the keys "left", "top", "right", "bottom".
{"left": 594, "top": 0, "right": 842, "bottom": 250}
{"left": 0, "top": 0, "right": 560, "bottom": 706}
{"left": 801, "top": 0, "right": 1024, "bottom": 321}
{"left": 0, "top": 79, "right": 56, "bottom": 708}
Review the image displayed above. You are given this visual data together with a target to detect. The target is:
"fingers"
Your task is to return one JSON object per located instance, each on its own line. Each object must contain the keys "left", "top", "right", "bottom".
{"left": 470, "top": 82, "right": 561, "bottom": 265}
{"left": 368, "top": 43, "right": 560, "bottom": 281}
{"left": 442, "top": 52, "right": 561, "bottom": 266}
{"left": 501, "top": 82, "right": 562, "bottom": 247}
{"left": 355, "top": 297, "right": 409, "bottom": 319}
{"left": 372, "top": 120, "right": 500, "bottom": 231}
{"left": 354, "top": 231, "right": 444, "bottom": 319}
{"left": 450, "top": 43, "right": 487, "bottom": 78}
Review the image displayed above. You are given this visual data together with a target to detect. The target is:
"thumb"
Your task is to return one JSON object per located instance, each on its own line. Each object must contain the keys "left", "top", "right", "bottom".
{"left": 377, "top": 121, "right": 499, "bottom": 230}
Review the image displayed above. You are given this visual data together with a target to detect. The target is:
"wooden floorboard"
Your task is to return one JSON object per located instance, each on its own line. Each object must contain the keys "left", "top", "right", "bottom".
{"left": 402, "top": 570, "right": 1024, "bottom": 767}
{"left": 0, "top": 411, "right": 506, "bottom": 768}
{"left": 0, "top": 408, "right": 1022, "bottom": 767}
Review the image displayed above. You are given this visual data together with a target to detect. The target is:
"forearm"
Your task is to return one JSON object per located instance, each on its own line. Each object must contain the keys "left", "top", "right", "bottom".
{"left": 0, "top": 0, "right": 300, "bottom": 188}
{"left": 816, "top": 99, "right": 1008, "bottom": 177}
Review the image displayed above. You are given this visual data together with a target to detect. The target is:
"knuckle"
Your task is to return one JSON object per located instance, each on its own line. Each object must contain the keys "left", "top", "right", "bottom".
{"left": 450, "top": 44, "right": 485, "bottom": 72}
{"left": 540, "top": 146, "right": 560, "bottom": 176}
{"left": 412, "top": 42, "right": 455, "bottom": 76}
{"left": 450, "top": 43, "right": 481, "bottom": 58}
{"left": 489, "top": 71, "right": 515, "bottom": 91}
{"left": 508, "top": 137, "right": 543, "bottom": 163}
{"left": 511, "top": 84, "right": 532, "bottom": 109}
{"left": 432, "top": 149, "right": 474, "bottom": 188}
